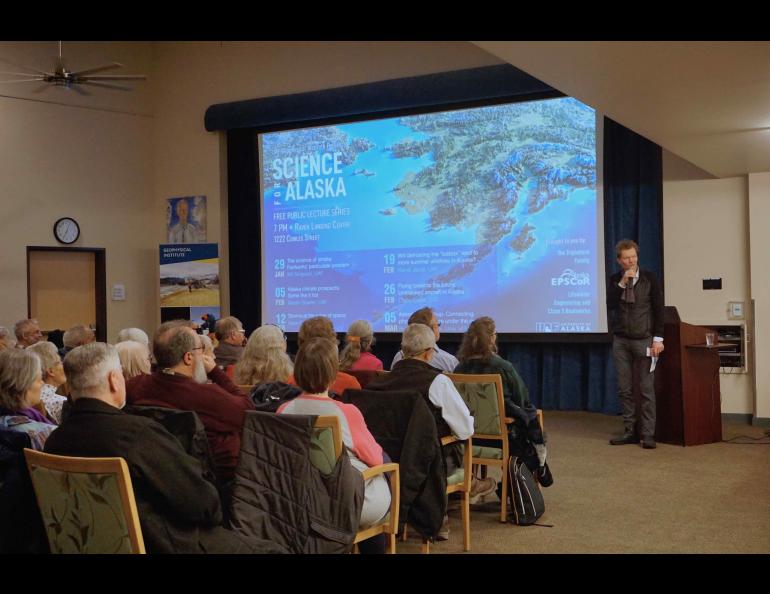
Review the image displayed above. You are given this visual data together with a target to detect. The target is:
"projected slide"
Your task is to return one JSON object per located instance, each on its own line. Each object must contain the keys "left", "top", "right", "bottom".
{"left": 260, "top": 97, "right": 602, "bottom": 333}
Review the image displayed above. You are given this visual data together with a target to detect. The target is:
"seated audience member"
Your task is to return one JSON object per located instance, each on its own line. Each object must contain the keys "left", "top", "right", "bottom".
{"left": 125, "top": 321, "right": 254, "bottom": 483}
{"left": 287, "top": 317, "right": 361, "bottom": 397}
{"left": 199, "top": 333, "right": 214, "bottom": 357}
{"left": 0, "top": 349, "right": 57, "bottom": 449}
{"left": 234, "top": 325, "right": 293, "bottom": 385}
{"left": 390, "top": 307, "right": 458, "bottom": 372}
{"left": 25, "top": 342, "right": 67, "bottom": 424}
{"left": 213, "top": 317, "right": 246, "bottom": 368}
{"left": 116, "top": 327, "right": 150, "bottom": 347}
{"left": 339, "top": 320, "right": 383, "bottom": 372}
{"left": 60, "top": 324, "right": 96, "bottom": 358}
{"left": 454, "top": 316, "right": 551, "bottom": 486}
{"left": 14, "top": 319, "right": 43, "bottom": 349}
{"left": 279, "top": 337, "right": 391, "bottom": 553}
{"left": 368, "top": 323, "right": 495, "bottom": 537}
{"left": 44, "top": 343, "right": 283, "bottom": 554}
{"left": 115, "top": 340, "right": 151, "bottom": 381}
{"left": 0, "top": 326, "right": 17, "bottom": 351}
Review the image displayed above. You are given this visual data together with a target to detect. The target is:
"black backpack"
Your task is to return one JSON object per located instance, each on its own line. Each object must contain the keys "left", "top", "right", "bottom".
{"left": 507, "top": 455, "right": 545, "bottom": 525}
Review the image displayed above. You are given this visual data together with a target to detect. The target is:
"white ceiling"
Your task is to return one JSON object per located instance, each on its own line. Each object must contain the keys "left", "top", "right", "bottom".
{"left": 473, "top": 41, "right": 770, "bottom": 179}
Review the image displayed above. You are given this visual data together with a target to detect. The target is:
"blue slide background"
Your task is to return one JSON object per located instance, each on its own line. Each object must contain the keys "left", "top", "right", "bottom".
{"left": 260, "top": 97, "right": 600, "bottom": 333}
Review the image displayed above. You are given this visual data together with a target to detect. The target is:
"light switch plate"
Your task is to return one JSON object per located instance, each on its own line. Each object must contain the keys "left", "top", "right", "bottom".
{"left": 728, "top": 301, "right": 744, "bottom": 319}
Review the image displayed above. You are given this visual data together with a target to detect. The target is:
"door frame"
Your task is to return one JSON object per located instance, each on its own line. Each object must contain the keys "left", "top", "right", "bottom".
{"left": 27, "top": 246, "right": 107, "bottom": 342}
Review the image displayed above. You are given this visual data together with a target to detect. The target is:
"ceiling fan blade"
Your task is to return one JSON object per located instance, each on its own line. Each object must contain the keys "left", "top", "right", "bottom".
{"left": 69, "top": 62, "right": 123, "bottom": 77}
{"left": 79, "top": 80, "right": 132, "bottom": 91}
{"left": 0, "top": 57, "right": 49, "bottom": 77}
{"left": 0, "top": 71, "right": 48, "bottom": 77}
{"left": 80, "top": 74, "right": 147, "bottom": 81}
{"left": 0, "top": 77, "right": 46, "bottom": 83}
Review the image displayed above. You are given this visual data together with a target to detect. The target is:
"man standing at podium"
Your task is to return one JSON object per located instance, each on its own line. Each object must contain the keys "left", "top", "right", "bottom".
{"left": 607, "top": 239, "right": 665, "bottom": 449}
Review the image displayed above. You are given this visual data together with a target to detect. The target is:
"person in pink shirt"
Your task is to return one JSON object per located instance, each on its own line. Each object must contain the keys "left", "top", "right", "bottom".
{"left": 339, "top": 320, "right": 383, "bottom": 372}
{"left": 278, "top": 336, "right": 390, "bottom": 552}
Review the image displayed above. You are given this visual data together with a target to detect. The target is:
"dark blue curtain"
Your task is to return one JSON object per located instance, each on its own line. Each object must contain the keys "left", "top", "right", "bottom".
{"left": 219, "top": 69, "right": 662, "bottom": 414}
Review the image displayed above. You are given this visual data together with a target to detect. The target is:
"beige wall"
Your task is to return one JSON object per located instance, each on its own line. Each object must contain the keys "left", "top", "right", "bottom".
{"left": 0, "top": 42, "right": 156, "bottom": 341}
{"left": 748, "top": 173, "right": 770, "bottom": 420}
{"left": 151, "top": 41, "right": 503, "bottom": 322}
{"left": 662, "top": 175, "right": 753, "bottom": 414}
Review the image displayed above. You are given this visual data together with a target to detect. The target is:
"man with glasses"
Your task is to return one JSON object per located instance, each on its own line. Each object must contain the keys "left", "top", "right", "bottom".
{"left": 213, "top": 316, "right": 247, "bottom": 368}
{"left": 14, "top": 319, "right": 43, "bottom": 348}
{"left": 126, "top": 321, "right": 254, "bottom": 483}
{"left": 390, "top": 307, "right": 459, "bottom": 372}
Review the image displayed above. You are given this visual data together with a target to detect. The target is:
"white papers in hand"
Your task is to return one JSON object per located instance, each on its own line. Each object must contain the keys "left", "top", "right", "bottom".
{"left": 646, "top": 347, "right": 658, "bottom": 372}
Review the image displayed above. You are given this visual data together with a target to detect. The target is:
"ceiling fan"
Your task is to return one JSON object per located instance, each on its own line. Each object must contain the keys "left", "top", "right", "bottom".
{"left": 0, "top": 41, "right": 147, "bottom": 94}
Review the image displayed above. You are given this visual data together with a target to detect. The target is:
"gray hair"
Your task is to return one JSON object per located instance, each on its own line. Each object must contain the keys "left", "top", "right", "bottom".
{"left": 401, "top": 323, "right": 436, "bottom": 358}
{"left": 116, "top": 327, "right": 149, "bottom": 346}
{"left": 339, "top": 319, "right": 375, "bottom": 371}
{"left": 199, "top": 333, "right": 214, "bottom": 356}
{"left": 0, "top": 348, "right": 42, "bottom": 411}
{"left": 14, "top": 318, "right": 39, "bottom": 341}
{"left": 63, "top": 325, "right": 95, "bottom": 349}
{"left": 0, "top": 326, "right": 16, "bottom": 350}
{"left": 153, "top": 324, "right": 197, "bottom": 369}
{"left": 234, "top": 325, "right": 293, "bottom": 385}
{"left": 63, "top": 343, "right": 122, "bottom": 399}
{"left": 215, "top": 316, "right": 243, "bottom": 341}
{"left": 115, "top": 340, "right": 151, "bottom": 380}
{"left": 25, "top": 341, "right": 61, "bottom": 376}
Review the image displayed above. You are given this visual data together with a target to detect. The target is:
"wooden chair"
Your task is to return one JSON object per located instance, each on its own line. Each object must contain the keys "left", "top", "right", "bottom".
{"left": 310, "top": 416, "right": 400, "bottom": 553}
{"left": 23, "top": 449, "right": 145, "bottom": 554}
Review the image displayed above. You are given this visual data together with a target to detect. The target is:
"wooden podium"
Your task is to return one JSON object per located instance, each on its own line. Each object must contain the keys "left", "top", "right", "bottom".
{"left": 653, "top": 307, "right": 722, "bottom": 446}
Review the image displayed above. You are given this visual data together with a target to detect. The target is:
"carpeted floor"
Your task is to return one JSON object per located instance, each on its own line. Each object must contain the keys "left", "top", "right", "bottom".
{"left": 397, "top": 411, "right": 770, "bottom": 554}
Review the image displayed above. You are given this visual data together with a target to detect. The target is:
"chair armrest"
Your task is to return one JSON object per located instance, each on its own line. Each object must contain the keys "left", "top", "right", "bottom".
{"left": 361, "top": 462, "right": 399, "bottom": 481}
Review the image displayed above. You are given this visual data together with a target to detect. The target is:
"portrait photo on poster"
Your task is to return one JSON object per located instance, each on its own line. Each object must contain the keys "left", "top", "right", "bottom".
{"left": 167, "top": 196, "right": 207, "bottom": 243}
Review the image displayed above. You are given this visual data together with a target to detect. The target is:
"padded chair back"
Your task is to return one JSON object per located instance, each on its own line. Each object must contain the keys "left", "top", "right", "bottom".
{"left": 445, "top": 373, "right": 505, "bottom": 438}
{"left": 23, "top": 449, "right": 145, "bottom": 554}
{"left": 309, "top": 416, "right": 343, "bottom": 474}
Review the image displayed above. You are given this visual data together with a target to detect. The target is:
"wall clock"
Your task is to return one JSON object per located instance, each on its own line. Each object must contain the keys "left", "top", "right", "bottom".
{"left": 53, "top": 217, "right": 80, "bottom": 244}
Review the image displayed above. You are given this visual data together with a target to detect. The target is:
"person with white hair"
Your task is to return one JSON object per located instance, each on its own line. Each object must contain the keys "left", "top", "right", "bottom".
{"left": 25, "top": 341, "right": 68, "bottom": 424}
{"left": 367, "top": 323, "right": 495, "bottom": 539}
{"left": 0, "top": 349, "right": 57, "bottom": 449}
{"left": 213, "top": 316, "right": 246, "bottom": 368}
{"left": 60, "top": 324, "right": 95, "bottom": 358}
{"left": 43, "top": 342, "right": 283, "bottom": 554}
{"left": 234, "top": 325, "right": 293, "bottom": 386}
{"left": 116, "top": 327, "right": 150, "bottom": 346}
{"left": 14, "top": 319, "right": 43, "bottom": 349}
{"left": 115, "top": 340, "right": 151, "bottom": 381}
{"left": 0, "top": 326, "right": 17, "bottom": 351}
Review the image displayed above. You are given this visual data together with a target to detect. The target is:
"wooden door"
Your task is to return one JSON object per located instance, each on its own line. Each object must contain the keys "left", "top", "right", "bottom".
{"left": 27, "top": 247, "right": 106, "bottom": 341}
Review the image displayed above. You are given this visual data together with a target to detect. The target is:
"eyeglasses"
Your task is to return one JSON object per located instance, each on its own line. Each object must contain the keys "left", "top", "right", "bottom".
{"left": 189, "top": 345, "right": 204, "bottom": 353}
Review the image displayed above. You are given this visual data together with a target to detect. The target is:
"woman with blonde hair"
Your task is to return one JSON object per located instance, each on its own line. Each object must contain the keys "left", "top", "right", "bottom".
{"left": 25, "top": 341, "right": 67, "bottom": 424}
{"left": 339, "top": 320, "right": 383, "bottom": 372}
{"left": 234, "top": 325, "right": 293, "bottom": 386}
{"left": 0, "top": 349, "right": 57, "bottom": 449}
{"left": 115, "top": 340, "right": 152, "bottom": 380}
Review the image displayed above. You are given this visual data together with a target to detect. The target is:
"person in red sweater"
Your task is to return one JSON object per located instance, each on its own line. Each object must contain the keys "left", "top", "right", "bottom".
{"left": 126, "top": 321, "right": 254, "bottom": 483}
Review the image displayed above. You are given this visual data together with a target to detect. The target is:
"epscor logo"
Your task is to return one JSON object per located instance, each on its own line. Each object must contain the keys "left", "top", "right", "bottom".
{"left": 551, "top": 269, "right": 590, "bottom": 286}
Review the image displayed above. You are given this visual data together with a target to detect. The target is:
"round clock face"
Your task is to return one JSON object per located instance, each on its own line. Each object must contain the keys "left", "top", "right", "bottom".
{"left": 54, "top": 217, "right": 80, "bottom": 244}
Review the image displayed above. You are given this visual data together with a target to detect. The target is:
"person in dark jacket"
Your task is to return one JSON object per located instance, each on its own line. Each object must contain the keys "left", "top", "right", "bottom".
{"left": 607, "top": 239, "right": 665, "bottom": 449}
{"left": 44, "top": 342, "right": 283, "bottom": 554}
{"left": 454, "top": 316, "right": 552, "bottom": 486}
